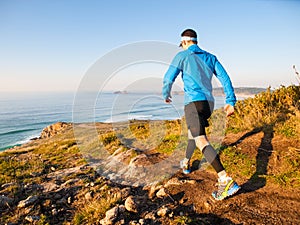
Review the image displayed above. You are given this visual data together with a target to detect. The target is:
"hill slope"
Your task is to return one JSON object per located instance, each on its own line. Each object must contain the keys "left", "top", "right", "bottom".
{"left": 0, "top": 85, "right": 299, "bottom": 224}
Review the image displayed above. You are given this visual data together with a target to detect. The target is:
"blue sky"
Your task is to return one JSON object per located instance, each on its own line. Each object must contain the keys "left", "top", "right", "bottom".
{"left": 1, "top": 0, "right": 300, "bottom": 92}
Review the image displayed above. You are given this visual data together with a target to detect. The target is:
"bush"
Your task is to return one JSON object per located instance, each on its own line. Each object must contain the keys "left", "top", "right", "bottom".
{"left": 227, "top": 85, "right": 300, "bottom": 136}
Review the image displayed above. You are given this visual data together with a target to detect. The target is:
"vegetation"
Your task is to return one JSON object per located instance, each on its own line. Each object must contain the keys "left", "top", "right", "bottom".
{"left": 227, "top": 85, "right": 300, "bottom": 135}
{"left": 0, "top": 85, "right": 299, "bottom": 224}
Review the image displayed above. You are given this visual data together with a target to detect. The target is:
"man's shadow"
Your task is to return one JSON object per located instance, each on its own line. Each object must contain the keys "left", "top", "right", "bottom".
{"left": 226, "top": 124, "right": 275, "bottom": 193}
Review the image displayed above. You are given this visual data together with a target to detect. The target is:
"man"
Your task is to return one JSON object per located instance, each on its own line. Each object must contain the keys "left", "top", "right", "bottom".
{"left": 162, "top": 28, "right": 240, "bottom": 200}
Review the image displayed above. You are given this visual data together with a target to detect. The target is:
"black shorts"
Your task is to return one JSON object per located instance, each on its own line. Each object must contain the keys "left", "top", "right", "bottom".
{"left": 184, "top": 100, "right": 214, "bottom": 137}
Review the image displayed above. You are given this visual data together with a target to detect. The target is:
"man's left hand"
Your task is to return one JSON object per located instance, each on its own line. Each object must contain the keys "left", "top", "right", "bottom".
{"left": 224, "top": 104, "right": 234, "bottom": 117}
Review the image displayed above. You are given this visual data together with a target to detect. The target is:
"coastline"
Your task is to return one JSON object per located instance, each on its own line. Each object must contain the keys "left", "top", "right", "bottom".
{"left": 0, "top": 88, "right": 261, "bottom": 152}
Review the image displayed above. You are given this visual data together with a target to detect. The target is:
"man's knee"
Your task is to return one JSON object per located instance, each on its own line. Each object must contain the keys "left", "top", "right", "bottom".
{"left": 194, "top": 135, "right": 209, "bottom": 150}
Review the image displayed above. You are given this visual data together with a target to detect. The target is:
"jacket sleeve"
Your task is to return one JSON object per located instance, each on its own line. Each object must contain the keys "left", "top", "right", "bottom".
{"left": 214, "top": 58, "right": 237, "bottom": 106}
{"left": 162, "top": 54, "right": 182, "bottom": 100}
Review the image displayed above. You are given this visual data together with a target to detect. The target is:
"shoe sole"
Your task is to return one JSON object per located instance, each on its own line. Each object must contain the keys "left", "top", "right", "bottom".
{"left": 180, "top": 160, "right": 190, "bottom": 174}
{"left": 227, "top": 183, "right": 241, "bottom": 196}
{"left": 182, "top": 169, "right": 191, "bottom": 175}
{"left": 212, "top": 183, "right": 241, "bottom": 201}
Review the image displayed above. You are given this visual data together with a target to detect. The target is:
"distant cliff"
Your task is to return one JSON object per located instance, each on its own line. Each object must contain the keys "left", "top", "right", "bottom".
{"left": 213, "top": 87, "right": 266, "bottom": 97}
{"left": 172, "top": 87, "right": 266, "bottom": 97}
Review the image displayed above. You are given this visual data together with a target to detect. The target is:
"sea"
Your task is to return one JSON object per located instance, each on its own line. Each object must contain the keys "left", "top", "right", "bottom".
{"left": 0, "top": 92, "right": 228, "bottom": 151}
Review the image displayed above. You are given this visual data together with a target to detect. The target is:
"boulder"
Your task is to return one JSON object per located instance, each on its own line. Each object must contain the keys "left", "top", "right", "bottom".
{"left": 100, "top": 205, "right": 121, "bottom": 225}
{"left": 124, "top": 196, "right": 138, "bottom": 213}
{"left": 40, "top": 122, "right": 69, "bottom": 139}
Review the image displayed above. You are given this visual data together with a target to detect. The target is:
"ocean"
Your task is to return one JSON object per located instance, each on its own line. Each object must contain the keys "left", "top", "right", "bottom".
{"left": 0, "top": 92, "right": 227, "bottom": 151}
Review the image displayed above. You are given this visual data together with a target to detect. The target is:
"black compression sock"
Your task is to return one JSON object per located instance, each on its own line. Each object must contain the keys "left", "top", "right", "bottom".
{"left": 186, "top": 139, "right": 196, "bottom": 159}
{"left": 202, "top": 145, "right": 225, "bottom": 173}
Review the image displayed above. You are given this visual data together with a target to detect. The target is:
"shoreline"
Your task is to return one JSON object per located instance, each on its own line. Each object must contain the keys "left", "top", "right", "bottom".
{"left": 1, "top": 118, "right": 184, "bottom": 152}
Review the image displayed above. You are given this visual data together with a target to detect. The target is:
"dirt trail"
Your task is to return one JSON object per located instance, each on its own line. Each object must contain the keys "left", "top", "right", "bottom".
{"left": 159, "top": 130, "right": 300, "bottom": 224}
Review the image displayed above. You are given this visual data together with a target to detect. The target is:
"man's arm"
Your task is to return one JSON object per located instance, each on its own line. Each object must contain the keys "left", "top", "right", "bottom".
{"left": 213, "top": 58, "right": 236, "bottom": 116}
{"left": 162, "top": 56, "right": 181, "bottom": 103}
{"left": 214, "top": 59, "right": 236, "bottom": 105}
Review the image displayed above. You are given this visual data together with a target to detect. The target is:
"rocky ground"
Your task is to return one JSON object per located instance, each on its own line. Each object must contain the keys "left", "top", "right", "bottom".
{"left": 0, "top": 122, "right": 299, "bottom": 225}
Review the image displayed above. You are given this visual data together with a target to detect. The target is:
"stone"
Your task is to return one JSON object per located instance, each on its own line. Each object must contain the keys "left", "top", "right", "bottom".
{"left": 124, "top": 196, "right": 138, "bottom": 213}
{"left": 1, "top": 182, "right": 17, "bottom": 189}
{"left": 129, "top": 154, "right": 152, "bottom": 167}
{"left": 41, "top": 182, "right": 59, "bottom": 192}
{"left": 85, "top": 192, "right": 93, "bottom": 200}
{"left": 17, "top": 195, "right": 38, "bottom": 208}
{"left": 105, "top": 206, "right": 119, "bottom": 221}
{"left": 118, "top": 204, "right": 126, "bottom": 213}
{"left": 144, "top": 212, "right": 156, "bottom": 221}
{"left": 25, "top": 215, "right": 40, "bottom": 222}
{"left": 52, "top": 208, "right": 58, "bottom": 216}
{"left": 100, "top": 205, "right": 119, "bottom": 225}
{"left": 0, "top": 195, "right": 14, "bottom": 208}
{"left": 203, "top": 201, "right": 212, "bottom": 210}
{"left": 157, "top": 206, "right": 170, "bottom": 217}
{"left": 120, "top": 187, "right": 131, "bottom": 199}
{"left": 156, "top": 188, "right": 167, "bottom": 198}
{"left": 164, "top": 177, "right": 182, "bottom": 188}
{"left": 139, "top": 219, "right": 145, "bottom": 225}
{"left": 148, "top": 185, "right": 162, "bottom": 199}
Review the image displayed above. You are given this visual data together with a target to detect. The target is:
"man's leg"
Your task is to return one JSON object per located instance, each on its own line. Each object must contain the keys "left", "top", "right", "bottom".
{"left": 180, "top": 130, "right": 196, "bottom": 174}
{"left": 194, "top": 134, "right": 240, "bottom": 200}
{"left": 194, "top": 135, "right": 225, "bottom": 176}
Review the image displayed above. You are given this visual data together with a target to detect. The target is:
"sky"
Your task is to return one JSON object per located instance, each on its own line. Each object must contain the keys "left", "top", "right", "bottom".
{"left": 1, "top": 0, "right": 300, "bottom": 93}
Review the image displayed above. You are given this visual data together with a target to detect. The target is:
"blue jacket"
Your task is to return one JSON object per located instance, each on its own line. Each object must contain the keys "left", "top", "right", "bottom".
{"left": 162, "top": 44, "right": 236, "bottom": 106}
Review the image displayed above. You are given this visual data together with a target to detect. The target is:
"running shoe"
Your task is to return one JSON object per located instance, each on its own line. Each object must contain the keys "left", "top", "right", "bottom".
{"left": 180, "top": 158, "right": 191, "bottom": 174}
{"left": 212, "top": 177, "right": 240, "bottom": 200}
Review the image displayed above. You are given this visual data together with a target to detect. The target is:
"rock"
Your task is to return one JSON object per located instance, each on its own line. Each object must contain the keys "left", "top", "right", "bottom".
{"left": 148, "top": 185, "right": 162, "bottom": 199}
{"left": 52, "top": 208, "right": 58, "bottom": 216}
{"left": 41, "top": 182, "right": 59, "bottom": 192}
{"left": 118, "top": 204, "right": 126, "bottom": 213}
{"left": 156, "top": 187, "right": 167, "bottom": 198}
{"left": 157, "top": 206, "right": 170, "bottom": 217}
{"left": 144, "top": 211, "right": 156, "bottom": 221}
{"left": 0, "top": 195, "right": 14, "bottom": 208}
{"left": 17, "top": 195, "right": 38, "bottom": 208}
{"left": 85, "top": 192, "right": 93, "bottom": 200}
{"left": 129, "top": 154, "right": 152, "bottom": 167}
{"left": 203, "top": 201, "right": 212, "bottom": 210}
{"left": 124, "top": 196, "right": 138, "bottom": 213}
{"left": 120, "top": 187, "right": 131, "bottom": 199}
{"left": 100, "top": 205, "right": 119, "bottom": 225}
{"left": 25, "top": 215, "right": 40, "bottom": 222}
{"left": 40, "top": 122, "right": 69, "bottom": 139}
{"left": 164, "top": 177, "right": 182, "bottom": 188}
{"left": 24, "top": 183, "right": 43, "bottom": 192}
{"left": 139, "top": 219, "right": 145, "bottom": 225}
{"left": 1, "top": 182, "right": 17, "bottom": 189}
{"left": 105, "top": 206, "right": 119, "bottom": 221}
{"left": 67, "top": 196, "right": 72, "bottom": 204}
{"left": 57, "top": 198, "right": 67, "bottom": 204}
{"left": 54, "top": 193, "right": 62, "bottom": 200}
